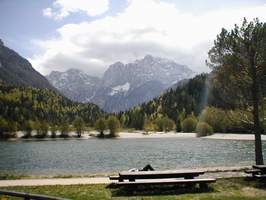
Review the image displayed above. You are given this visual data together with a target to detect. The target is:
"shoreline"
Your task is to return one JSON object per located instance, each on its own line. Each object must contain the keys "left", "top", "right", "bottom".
{"left": 3, "top": 131, "right": 266, "bottom": 141}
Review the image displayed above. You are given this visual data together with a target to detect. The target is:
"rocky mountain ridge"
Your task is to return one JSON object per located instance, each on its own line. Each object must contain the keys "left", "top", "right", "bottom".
{"left": 47, "top": 55, "right": 195, "bottom": 112}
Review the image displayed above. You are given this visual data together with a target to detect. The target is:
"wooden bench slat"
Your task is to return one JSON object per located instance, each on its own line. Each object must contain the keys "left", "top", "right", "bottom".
{"left": 254, "top": 174, "right": 266, "bottom": 178}
{"left": 253, "top": 165, "right": 266, "bottom": 170}
{"left": 115, "top": 178, "right": 216, "bottom": 186}
{"left": 119, "top": 170, "right": 204, "bottom": 176}
{"left": 119, "top": 170, "right": 204, "bottom": 180}
{"left": 245, "top": 169, "right": 261, "bottom": 174}
{"left": 109, "top": 176, "right": 120, "bottom": 180}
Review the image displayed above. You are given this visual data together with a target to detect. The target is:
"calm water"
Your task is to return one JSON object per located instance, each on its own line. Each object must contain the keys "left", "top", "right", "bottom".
{"left": 0, "top": 138, "right": 265, "bottom": 175}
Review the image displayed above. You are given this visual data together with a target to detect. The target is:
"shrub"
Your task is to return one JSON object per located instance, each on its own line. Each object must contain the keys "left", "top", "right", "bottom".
{"left": 24, "top": 120, "right": 35, "bottom": 138}
{"left": 201, "top": 107, "right": 228, "bottom": 132}
{"left": 107, "top": 116, "right": 120, "bottom": 137}
{"left": 143, "top": 119, "right": 155, "bottom": 133}
{"left": 154, "top": 116, "right": 176, "bottom": 132}
{"left": 0, "top": 118, "right": 8, "bottom": 137}
{"left": 60, "top": 122, "right": 69, "bottom": 138}
{"left": 226, "top": 109, "right": 253, "bottom": 133}
{"left": 73, "top": 117, "right": 85, "bottom": 137}
{"left": 35, "top": 121, "right": 49, "bottom": 138}
{"left": 50, "top": 124, "right": 58, "bottom": 138}
{"left": 196, "top": 122, "right": 213, "bottom": 137}
{"left": 95, "top": 118, "right": 107, "bottom": 138}
{"left": 181, "top": 117, "right": 197, "bottom": 132}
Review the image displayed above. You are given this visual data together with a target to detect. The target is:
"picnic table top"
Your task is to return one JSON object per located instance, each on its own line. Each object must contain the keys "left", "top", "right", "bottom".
{"left": 253, "top": 165, "right": 266, "bottom": 170}
{"left": 119, "top": 169, "right": 205, "bottom": 176}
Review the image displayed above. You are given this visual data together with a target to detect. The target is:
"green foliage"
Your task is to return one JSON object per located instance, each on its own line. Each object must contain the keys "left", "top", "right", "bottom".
{"left": 0, "top": 118, "right": 17, "bottom": 138}
{"left": 60, "top": 122, "right": 69, "bottom": 138}
{"left": 73, "top": 117, "right": 85, "bottom": 137}
{"left": 201, "top": 107, "right": 228, "bottom": 132}
{"left": 50, "top": 124, "right": 58, "bottom": 138}
{"left": 181, "top": 116, "right": 197, "bottom": 132}
{"left": 24, "top": 120, "right": 34, "bottom": 138}
{"left": 107, "top": 116, "right": 120, "bottom": 137}
{"left": 95, "top": 118, "right": 107, "bottom": 137}
{"left": 0, "top": 83, "right": 103, "bottom": 131}
{"left": 143, "top": 118, "right": 155, "bottom": 133}
{"left": 35, "top": 121, "right": 49, "bottom": 138}
{"left": 154, "top": 116, "right": 176, "bottom": 132}
{"left": 120, "top": 74, "right": 209, "bottom": 130}
{"left": 0, "top": 118, "right": 8, "bottom": 134}
{"left": 196, "top": 122, "right": 213, "bottom": 137}
{"left": 226, "top": 109, "right": 253, "bottom": 133}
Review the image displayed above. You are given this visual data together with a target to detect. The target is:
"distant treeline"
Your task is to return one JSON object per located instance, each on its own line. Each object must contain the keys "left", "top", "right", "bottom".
{"left": 117, "top": 73, "right": 266, "bottom": 134}
{"left": 0, "top": 83, "right": 103, "bottom": 133}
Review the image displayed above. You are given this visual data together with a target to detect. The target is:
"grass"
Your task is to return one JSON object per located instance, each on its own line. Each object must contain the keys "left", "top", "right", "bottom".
{"left": 0, "top": 178, "right": 266, "bottom": 200}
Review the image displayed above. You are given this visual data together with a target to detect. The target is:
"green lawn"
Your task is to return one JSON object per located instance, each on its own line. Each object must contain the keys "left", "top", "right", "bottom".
{"left": 0, "top": 178, "right": 266, "bottom": 200}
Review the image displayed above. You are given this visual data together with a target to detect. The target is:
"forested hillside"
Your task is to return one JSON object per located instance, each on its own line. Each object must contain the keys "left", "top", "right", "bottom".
{"left": 0, "top": 83, "right": 103, "bottom": 132}
{"left": 118, "top": 72, "right": 265, "bottom": 133}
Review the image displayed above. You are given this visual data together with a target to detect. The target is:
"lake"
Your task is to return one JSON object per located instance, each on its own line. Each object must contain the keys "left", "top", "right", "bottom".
{"left": 0, "top": 138, "right": 265, "bottom": 175}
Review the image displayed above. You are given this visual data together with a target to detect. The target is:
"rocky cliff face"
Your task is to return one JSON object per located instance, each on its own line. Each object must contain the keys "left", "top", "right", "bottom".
{"left": 0, "top": 39, "right": 55, "bottom": 90}
{"left": 46, "top": 69, "right": 100, "bottom": 103}
{"left": 47, "top": 55, "right": 195, "bottom": 112}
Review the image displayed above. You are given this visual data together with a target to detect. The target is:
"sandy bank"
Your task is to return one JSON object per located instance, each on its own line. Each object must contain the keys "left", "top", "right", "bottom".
{"left": 203, "top": 133, "right": 266, "bottom": 141}
{"left": 6, "top": 131, "right": 266, "bottom": 141}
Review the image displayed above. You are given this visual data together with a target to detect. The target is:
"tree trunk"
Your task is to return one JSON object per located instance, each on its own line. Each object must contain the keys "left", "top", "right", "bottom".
{"left": 251, "top": 62, "right": 264, "bottom": 165}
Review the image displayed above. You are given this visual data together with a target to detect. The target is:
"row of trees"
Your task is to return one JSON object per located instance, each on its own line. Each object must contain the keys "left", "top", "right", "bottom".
{"left": 0, "top": 83, "right": 103, "bottom": 130}
{"left": 95, "top": 116, "right": 120, "bottom": 138}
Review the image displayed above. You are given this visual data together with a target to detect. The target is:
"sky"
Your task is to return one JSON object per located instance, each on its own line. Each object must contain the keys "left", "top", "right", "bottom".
{"left": 1, "top": 0, "right": 266, "bottom": 77}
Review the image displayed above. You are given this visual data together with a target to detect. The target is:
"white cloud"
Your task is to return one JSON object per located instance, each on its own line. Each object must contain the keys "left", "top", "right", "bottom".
{"left": 32, "top": 0, "right": 266, "bottom": 76}
{"left": 43, "top": 0, "right": 109, "bottom": 20}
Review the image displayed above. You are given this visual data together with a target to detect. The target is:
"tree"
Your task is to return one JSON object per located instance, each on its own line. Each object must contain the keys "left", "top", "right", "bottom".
{"left": 73, "top": 117, "right": 85, "bottom": 137}
{"left": 60, "top": 121, "right": 69, "bottom": 138}
{"left": 50, "top": 124, "right": 58, "bottom": 138}
{"left": 182, "top": 116, "right": 197, "bottom": 132}
{"left": 95, "top": 118, "right": 107, "bottom": 138}
{"left": 0, "top": 118, "right": 8, "bottom": 138}
{"left": 107, "top": 116, "right": 120, "bottom": 137}
{"left": 208, "top": 18, "right": 266, "bottom": 164}
{"left": 24, "top": 120, "right": 34, "bottom": 138}
{"left": 35, "top": 121, "right": 49, "bottom": 138}
{"left": 143, "top": 118, "right": 155, "bottom": 133}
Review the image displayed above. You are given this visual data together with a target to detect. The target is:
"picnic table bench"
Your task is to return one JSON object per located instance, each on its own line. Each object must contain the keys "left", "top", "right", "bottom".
{"left": 245, "top": 165, "right": 266, "bottom": 178}
{"left": 109, "top": 169, "right": 216, "bottom": 189}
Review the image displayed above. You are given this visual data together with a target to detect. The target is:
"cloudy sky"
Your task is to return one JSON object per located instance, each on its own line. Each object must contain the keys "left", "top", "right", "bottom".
{"left": 1, "top": 0, "right": 266, "bottom": 76}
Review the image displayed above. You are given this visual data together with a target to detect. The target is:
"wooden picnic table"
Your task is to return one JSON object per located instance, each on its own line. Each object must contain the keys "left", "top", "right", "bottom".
{"left": 118, "top": 170, "right": 205, "bottom": 182}
{"left": 253, "top": 165, "right": 266, "bottom": 171}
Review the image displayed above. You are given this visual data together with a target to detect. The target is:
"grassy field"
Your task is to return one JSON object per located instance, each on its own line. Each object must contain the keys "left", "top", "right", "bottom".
{"left": 0, "top": 178, "right": 266, "bottom": 200}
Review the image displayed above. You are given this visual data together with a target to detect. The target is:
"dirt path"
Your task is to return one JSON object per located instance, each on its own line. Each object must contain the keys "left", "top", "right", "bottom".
{"left": 0, "top": 177, "right": 111, "bottom": 187}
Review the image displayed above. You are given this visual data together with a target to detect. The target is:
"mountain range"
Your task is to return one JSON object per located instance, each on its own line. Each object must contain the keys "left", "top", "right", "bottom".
{"left": 47, "top": 55, "right": 194, "bottom": 112}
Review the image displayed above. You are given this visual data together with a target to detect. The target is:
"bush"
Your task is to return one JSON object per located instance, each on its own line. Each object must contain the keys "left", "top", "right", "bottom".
{"left": 154, "top": 116, "right": 176, "bottom": 132}
{"left": 35, "top": 121, "right": 49, "bottom": 138}
{"left": 143, "top": 119, "right": 155, "bottom": 133}
{"left": 95, "top": 118, "right": 107, "bottom": 138}
{"left": 60, "top": 122, "right": 69, "bottom": 138}
{"left": 0, "top": 118, "right": 8, "bottom": 137}
{"left": 23, "top": 120, "right": 35, "bottom": 138}
{"left": 201, "top": 107, "right": 228, "bottom": 132}
{"left": 107, "top": 116, "right": 120, "bottom": 137}
{"left": 196, "top": 122, "right": 213, "bottom": 137}
{"left": 181, "top": 117, "right": 197, "bottom": 132}
{"left": 50, "top": 124, "right": 58, "bottom": 138}
{"left": 73, "top": 117, "right": 85, "bottom": 137}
